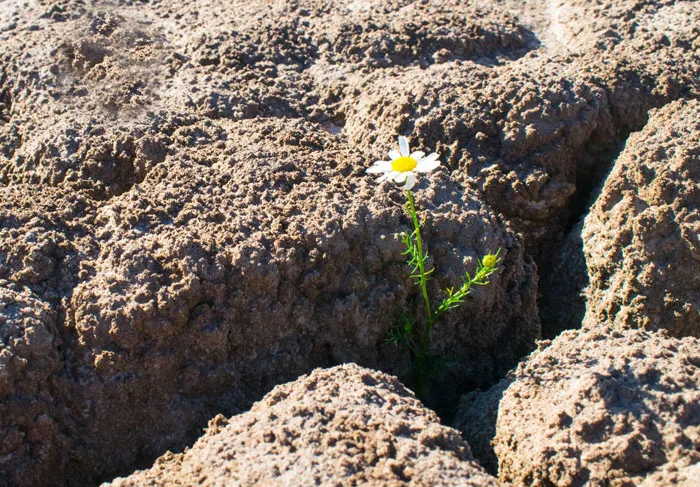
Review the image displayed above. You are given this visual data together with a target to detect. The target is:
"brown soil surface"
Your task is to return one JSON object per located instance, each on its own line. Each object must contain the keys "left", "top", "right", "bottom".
{"left": 492, "top": 328, "right": 700, "bottom": 487}
{"left": 105, "top": 364, "right": 498, "bottom": 487}
{"left": 583, "top": 99, "right": 700, "bottom": 337}
{"left": 1, "top": 0, "right": 698, "bottom": 486}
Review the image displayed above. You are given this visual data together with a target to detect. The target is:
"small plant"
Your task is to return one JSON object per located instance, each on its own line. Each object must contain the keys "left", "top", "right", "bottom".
{"left": 367, "top": 136, "right": 501, "bottom": 398}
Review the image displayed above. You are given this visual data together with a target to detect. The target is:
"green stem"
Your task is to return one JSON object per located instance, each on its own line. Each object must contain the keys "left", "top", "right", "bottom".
{"left": 406, "top": 190, "right": 434, "bottom": 398}
{"left": 406, "top": 191, "right": 432, "bottom": 324}
{"left": 399, "top": 190, "right": 500, "bottom": 399}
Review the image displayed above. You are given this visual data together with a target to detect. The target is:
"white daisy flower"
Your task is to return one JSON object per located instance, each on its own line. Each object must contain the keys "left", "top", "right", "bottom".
{"left": 366, "top": 136, "right": 441, "bottom": 190}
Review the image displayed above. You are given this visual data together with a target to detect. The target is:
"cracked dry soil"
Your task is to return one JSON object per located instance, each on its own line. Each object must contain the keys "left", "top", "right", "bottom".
{"left": 1, "top": 1, "right": 699, "bottom": 486}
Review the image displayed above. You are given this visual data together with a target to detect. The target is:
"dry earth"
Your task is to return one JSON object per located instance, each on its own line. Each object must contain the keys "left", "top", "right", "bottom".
{"left": 105, "top": 364, "right": 499, "bottom": 487}
{"left": 583, "top": 99, "right": 700, "bottom": 337}
{"left": 0, "top": 0, "right": 698, "bottom": 486}
{"left": 471, "top": 328, "right": 700, "bottom": 487}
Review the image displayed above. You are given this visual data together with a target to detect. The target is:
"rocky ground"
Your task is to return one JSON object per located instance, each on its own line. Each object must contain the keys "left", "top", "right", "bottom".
{"left": 0, "top": 0, "right": 698, "bottom": 486}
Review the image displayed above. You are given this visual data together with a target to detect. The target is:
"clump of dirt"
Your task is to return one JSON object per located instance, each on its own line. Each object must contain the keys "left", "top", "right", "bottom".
{"left": 105, "top": 364, "right": 499, "bottom": 487}
{"left": 491, "top": 328, "right": 700, "bottom": 487}
{"left": 583, "top": 99, "right": 700, "bottom": 337}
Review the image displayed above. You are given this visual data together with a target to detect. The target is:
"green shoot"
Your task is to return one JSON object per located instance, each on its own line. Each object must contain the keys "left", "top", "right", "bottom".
{"left": 388, "top": 190, "right": 501, "bottom": 399}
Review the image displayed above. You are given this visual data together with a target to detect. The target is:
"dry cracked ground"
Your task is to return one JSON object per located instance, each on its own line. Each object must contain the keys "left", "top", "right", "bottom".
{"left": 0, "top": 0, "right": 698, "bottom": 486}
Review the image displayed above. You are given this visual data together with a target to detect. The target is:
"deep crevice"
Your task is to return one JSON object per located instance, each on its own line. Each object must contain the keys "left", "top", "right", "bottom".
{"left": 537, "top": 95, "right": 657, "bottom": 339}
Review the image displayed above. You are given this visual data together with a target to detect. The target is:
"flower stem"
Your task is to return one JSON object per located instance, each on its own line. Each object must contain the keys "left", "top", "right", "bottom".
{"left": 397, "top": 193, "right": 501, "bottom": 400}
{"left": 405, "top": 190, "right": 434, "bottom": 398}
{"left": 406, "top": 191, "right": 432, "bottom": 323}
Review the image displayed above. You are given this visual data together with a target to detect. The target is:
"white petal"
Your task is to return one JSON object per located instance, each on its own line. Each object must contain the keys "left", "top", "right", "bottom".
{"left": 398, "top": 136, "right": 409, "bottom": 157}
{"left": 378, "top": 171, "right": 399, "bottom": 182}
{"left": 394, "top": 172, "right": 408, "bottom": 183}
{"left": 366, "top": 161, "right": 391, "bottom": 174}
{"left": 388, "top": 150, "right": 401, "bottom": 160}
{"left": 410, "top": 151, "right": 425, "bottom": 160}
{"left": 415, "top": 159, "right": 440, "bottom": 173}
{"left": 403, "top": 173, "right": 417, "bottom": 190}
{"left": 420, "top": 153, "right": 440, "bottom": 164}
{"left": 415, "top": 153, "right": 441, "bottom": 172}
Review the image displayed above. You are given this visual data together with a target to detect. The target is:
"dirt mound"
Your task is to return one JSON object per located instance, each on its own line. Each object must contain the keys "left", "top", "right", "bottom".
{"left": 583, "top": 99, "right": 700, "bottom": 337}
{"left": 105, "top": 364, "right": 498, "bottom": 487}
{"left": 0, "top": 116, "right": 539, "bottom": 484}
{"left": 490, "top": 327, "right": 700, "bottom": 487}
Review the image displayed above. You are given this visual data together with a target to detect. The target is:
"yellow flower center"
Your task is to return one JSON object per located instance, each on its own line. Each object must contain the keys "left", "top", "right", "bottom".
{"left": 392, "top": 156, "right": 417, "bottom": 172}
